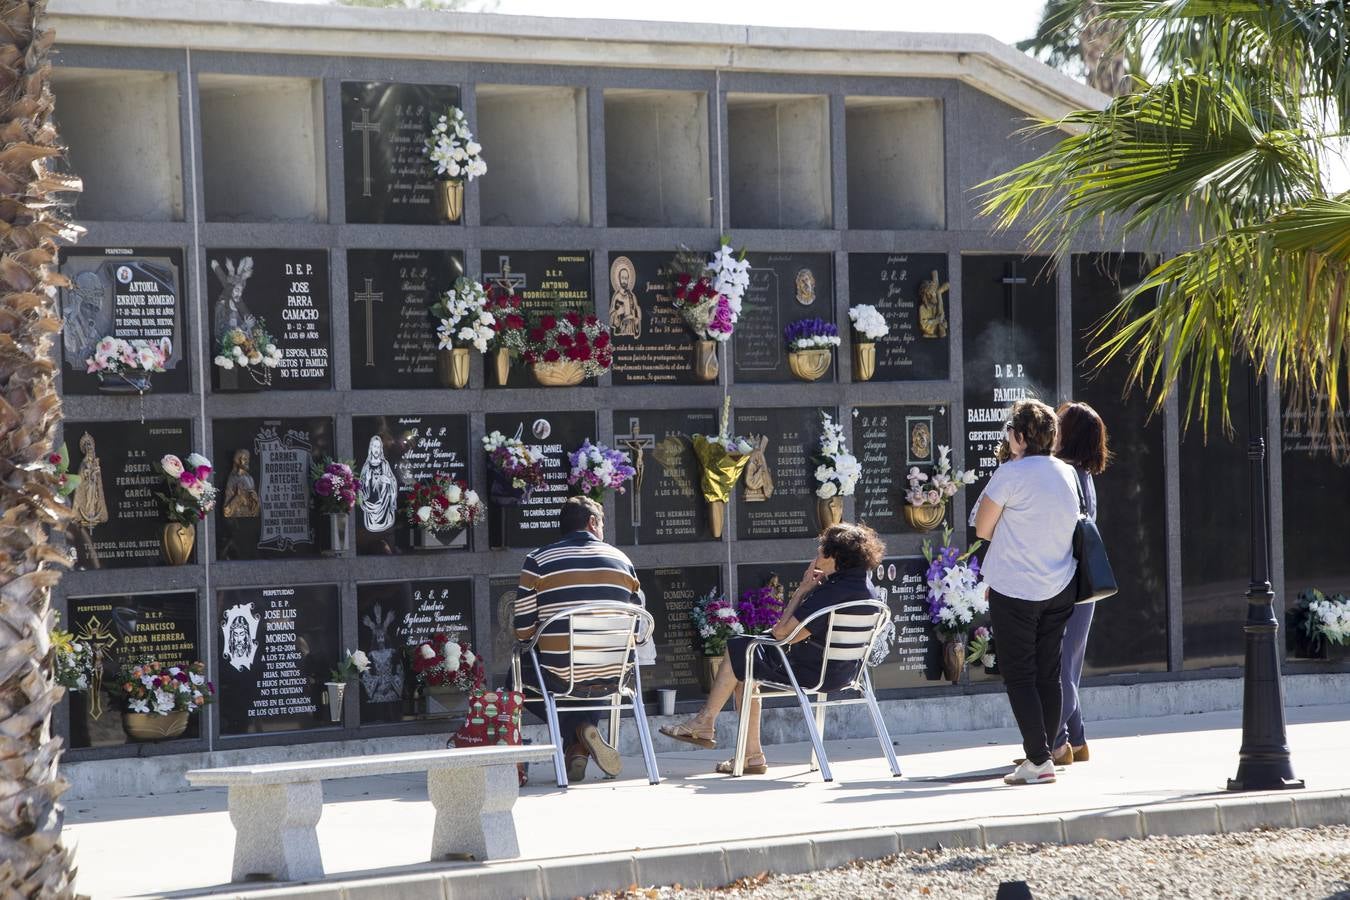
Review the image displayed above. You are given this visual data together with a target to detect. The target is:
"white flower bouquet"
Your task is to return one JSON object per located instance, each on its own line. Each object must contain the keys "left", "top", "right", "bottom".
{"left": 425, "top": 106, "right": 486, "bottom": 183}
{"left": 814, "top": 412, "right": 862, "bottom": 499}
{"left": 668, "top": 237, "right": 751, "bottom": 341}
{"left": 85, "top": 336, "right": 170, "bottom": 386}
{"left": 331, "top": 648, "right": 371, "bottom": 683}
{"left": 213, "top": 322, "right": 281, "bottom": 372}
{"left": 52, "top": 626, "right": 93, "bottom": 692}
{"left": 923, "top": 529, "right": 987, "bottom": 643}
{"left": 847, "top": 304, "right": 889, "bottom": 342}
{"left": 400, "top": 473, "right": 483, "bottom": 533}
{"left": 114, "top": 658, "right": 213, "bottom": 716}
{"left": 432, "top": 276, "right": 496, "bottom": 354}
{"left": 410, "top": 634, "right": 484, "bottom": 691}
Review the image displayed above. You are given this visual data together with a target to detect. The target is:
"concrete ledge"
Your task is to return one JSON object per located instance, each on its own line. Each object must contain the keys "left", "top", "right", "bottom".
{"left": 722, "top": 836, "right": 816, "bottom": 881}
{"left": 343, "top": 874, "right": 445, "bottom": 900}
{"left": 1141, "top": 801, "right": 1222, "bottom": 838}
{"left": 444, "top": 862, "right": 541, "bottom": 900}
{"left": 541, "top": 852, "right": 637, "bottom": 899}
{"left": 896, "top": 822, "right": 982, "bottom": 851}
{"left": 1216, "top": 796, "right": 1297, "bottom": 833}
{"left": 981, "top": 815, "right": 1065, "bottom": 847}
{"left": 1293, "top": 791, "right": 1350, "bottom": 828}
{"left": 633, "top": 846, "right": 728, "bottom": 891}
{"left": 811, "top": 828, "right": 899, "bottom": 869}
{"left": 1060, "top": 808, "right": 1144, "bottom": 843}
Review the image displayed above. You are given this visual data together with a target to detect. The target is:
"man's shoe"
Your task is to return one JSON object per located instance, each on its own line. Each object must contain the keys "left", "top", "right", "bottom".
{"left": 1072, "top": 742, "right": 1090, "bottom": 762}
{"left": 578, "top": 724, "right": 622, "bottom": 778}
{"left": 564, "top": 743, "right": 588, "bottom": 783}
{"left": 1004, "top": 758, "right": 1056, "bottom": 785}
{"left": 1014, "top": 744, "right": 1073, "bottom": 767}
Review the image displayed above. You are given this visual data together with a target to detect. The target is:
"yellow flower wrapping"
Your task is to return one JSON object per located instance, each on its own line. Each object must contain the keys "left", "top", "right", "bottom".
{"left": 692, "top": 434, "right": 752, "bottom": 503}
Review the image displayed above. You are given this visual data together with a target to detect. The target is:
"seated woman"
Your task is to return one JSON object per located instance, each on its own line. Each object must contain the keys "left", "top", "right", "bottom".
{"left": 659, "top": 522, "right": 886, "bottom": 774}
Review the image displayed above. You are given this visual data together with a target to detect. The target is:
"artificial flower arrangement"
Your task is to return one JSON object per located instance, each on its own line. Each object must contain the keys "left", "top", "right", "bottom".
{"left": 85, "top": 336, "right": 170, "bottom": 391}
{"left": 115, "top": 658, "right": 213, "bottom": 716}
{"left": 904, "top": 444, "right": 977, "bottom": 532}
{"left": 485, "top": 285, "right": 528, "bottom": 353}
{"left": 523, "top": 309, "right": 613, "bottom": 385}
{"left": 52, "top": 625, "right": 93, "bottom": 692}
{"left": 690, "top": 397, "right": 755, "bottom": 538}
{"left": 567, "top": 439, "right": 636, "bottom": 501}
{"left": 401, "top": 473, "right": 484, "bottom": 533}
{"left": 425, "top": 106, "right": 486, "bottom": 183}
{"left": 1289, "top": 589, "right": 1350, "bottom": 658}
{"left": 814, "top": 412, "right": 862, "bottom": 501}
{"left": 311, "top": 458, "right": 361, "bottom": 516}
{"left": 967, "top": 625, "right": 997, "bottom": 671}
{"left": 330, "top": 649, "right": 371, "bottom": 683}
{"left": 847, "top": 304, "right": 889, "bottom": 382}
{"left": 667, "top": 238, "right": 751, "bottom": 343}
{"left": 924, "top": 527, "right": 987, "bottom": 683}
{"left": 483, "top": 430, "right": 548, "bottom": 504}
{"left": 737, "top": 586, "right": 785, "bottom": 636}
{"left": 432, "top": 276, "right": 496, "bottom": 354}
{"left": 155, "top": 453, "right": 217, "bottom": 525}
{"left": 784, "top": 318, "right": 840, "bottom": 382}
{"left": 213, "top": 321, "right": 281, "bottom": 378}
{"left": 43, "top": 443, "right": 80, "bottom": 498}
{"left": 410, "top": 633, "right": 485, "bottom": 692}
{"left": 690, "top": 589, "right": 743, "bottom": 657}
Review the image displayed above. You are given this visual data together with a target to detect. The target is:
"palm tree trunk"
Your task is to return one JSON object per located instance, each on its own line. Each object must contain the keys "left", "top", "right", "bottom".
{"left": 0, "top": 0, "right": 83, "bottom": 896}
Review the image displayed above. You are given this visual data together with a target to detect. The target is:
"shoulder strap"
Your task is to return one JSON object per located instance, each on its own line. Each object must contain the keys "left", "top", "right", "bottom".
{"left": 1073, "top": 467, "right": 1087, "bottom": 517}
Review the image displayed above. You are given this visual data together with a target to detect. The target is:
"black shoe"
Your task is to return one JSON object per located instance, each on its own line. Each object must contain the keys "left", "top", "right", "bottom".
{"left": 578, "top": 724, "right": 622, "bottom": 778}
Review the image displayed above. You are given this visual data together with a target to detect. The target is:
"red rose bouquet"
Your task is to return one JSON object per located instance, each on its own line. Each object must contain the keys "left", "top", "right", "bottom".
{"left": 401, "top": 473, "right": 484, "bottom": 532}
{"left": 522, "top": 309, "right": 613, "bottom": 377}
{"left": 484, "top": 285, "right": 528, "bottom": 354}
{"left": 410, "top": 634, "right": 485, "bottom": 690}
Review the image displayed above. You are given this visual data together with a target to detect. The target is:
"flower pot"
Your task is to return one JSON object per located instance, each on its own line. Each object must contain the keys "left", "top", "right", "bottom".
{"left": 324, "top": 681, "right": 346, "bottom": 723}
{"left": 852, "top": 342, "right": 877, "bottom": 382}
{"left": 817, "top": 496, "right": 844, "bottom": 530}
{"left": 787, "top": 348, "right": 832, "bottom": 382}
{"left": 122, "top": 709, "right": 188, "bottom": 742}
{"left": 411, "top": 527, "right": 465, "bottom": 551}
{"left": 696, "top": 655, "right": 723, "bottom": 694}
{"left": 98, "top": 371, "right": 152, "bottom": 394}
{"left": 322, "top": 513, "right": 350, "bottom": 557}
{"left": 531, "top": 360, "right": 586, "bottom": 387}
{"left": 692, "top": 339, "right": 719, "bottom": 383}
{"left": 706, "top": 499, "right": 726, "bottom": 539}
{"left": 904, "top": 502, "right": 946, "bottom": 533}
{"left": 492, "top": 347, "right": 512, "bottom": 386}
{"left": 161, "top": 522, "right": 195, "bottom": 566}
{"left": 436, "top": 347, "right": 471, "bottom": 389}
{"left": 421, "top": 684, "right": 467, "bottom": 716}
{"left": 942, "top": 640, "right": 966, "bottom": 685}
{"left": 437, "top": 179, "right": 464, "bottom": 223}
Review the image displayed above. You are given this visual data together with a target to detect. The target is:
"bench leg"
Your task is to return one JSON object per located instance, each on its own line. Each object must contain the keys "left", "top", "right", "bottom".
{"left": 226, "top": 782, "right": 324, "bottom": 882}
{"left": 428, "top": 763, "right": 522, "bottom": 861}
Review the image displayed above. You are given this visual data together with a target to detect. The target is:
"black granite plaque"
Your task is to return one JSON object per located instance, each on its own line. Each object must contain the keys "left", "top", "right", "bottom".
{"left": 488, "top": 575, "right": 521, "bottom": 687}
{"left": 485, "top": 411, "right": 595, "bottom": 549}
{"left": 58, "top": 247, "right": 189, "bottom": 395}
{"left": 356, "top": 579, "right": 475, "bottom": 724}
{"left": 608, "top": 251, "right": 701, "bottom": 386}
{"left": 733, "top": 253, "right": 835, "bottom": 384}
{"left": 734, "top": 406, "right": 834, "bottom": 541}
{"left": 611, "top": 408, "right": 718, "bottom": 546}
{"left": 66, "top": 591, "right": 200, "bottom": 749}
{"left": 481, "top": 250, "right": 594, "bottom": 389}
{"left": 348, "top": 249, "right": 465, "bottom": 388}
{"left": 352, "top": 414, "right": 471, "bottom": 555}
{"left": 205, "top": 249, "right": 331, "bottom": 391}
{"left": 639, "top": 566, "right": 722, "bottom": 701}
{"left": 62, "top": 419, "right": 193, "bottom": 570}
{"left": 342, "top": 81, "right": 462, "bottom": 225}
{"left": 736, "top": 562, "right": 809, "bottom": 613}
{"left": 851, "top": 406, "right": 952, "bottom": 535}
{"left": 212, "top": 417, "right": 334, "bottom": 561}
{"left": 846, "top": 253, "right": 950, "bottom": 381}
{"left": 216, "top": 584, "right": 341, "bottom": 736}
{"left": 867, "top": 557, "right": 942, "bottom": 690}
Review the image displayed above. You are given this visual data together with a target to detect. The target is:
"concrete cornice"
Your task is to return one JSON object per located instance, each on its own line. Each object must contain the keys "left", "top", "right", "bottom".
{"left": 46, "top": 0, "right": 1107, "bottom": 120}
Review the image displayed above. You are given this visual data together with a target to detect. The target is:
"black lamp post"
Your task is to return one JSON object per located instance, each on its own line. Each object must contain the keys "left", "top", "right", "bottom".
{"left": 1227, "top": 361, "right": 1304, "bottom": 792}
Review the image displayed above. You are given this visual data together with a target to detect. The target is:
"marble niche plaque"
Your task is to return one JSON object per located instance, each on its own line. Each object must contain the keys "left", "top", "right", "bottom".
{"left": 733, "top": 253, "right": 835, "bottom": 384}
{"left": 66, "top": 590, "right": 200, "bottom": 749}
{"left": 608, "top": 251, "right": 701, "bottom": 386}
{"left": 205, "top": 248, "right": 332, "bottom": 391}
{"left": 611, "top": 407, "right": 718, "bottom": 546}
{"left": 356, "top": 579, "right": 475, "bottom": 724}
{"left": 342, "top": 81, "right": 461, "bottom": 225}
{"left": 734, "top": 406, "right": 834, "bottom": 541}
{"left": 846, "top": 253, "right": 950, "bottom": 381}
{"left": 352, "top": 414, "right": 471, "bottom": 555}
{"left": 481, "top": 250, "right": 594, "bottom": 388}
{"left": 58, "top": 247, "right": 189, "bottom": 394}
{"left": 62, "top": 419, "right": 193, "bottom": 570}
{"left": 348, "top": 249, "right": 464, "bottom": 389}
{"left": 216, "top": 585, "right": 341, "bottom": 736}
{"left": 484, "top": 410, "right": 595, "bottom": 549}
{"left": 851, "top": 406, "right": 952, "bottom": 535}
{"left": 488, "top": 575, "right": 521, "bottom": 687}
{"left": 867, "top": 557, "right": 942, "bottom": 691}
{"left": 639, "top": 566, "right": 723, "bottom": 702}
{"left": 212, "top": 417, "right": 334, "bottom": 561}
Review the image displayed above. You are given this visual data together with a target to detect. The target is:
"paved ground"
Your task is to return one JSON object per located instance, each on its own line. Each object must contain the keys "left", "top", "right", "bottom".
{"left": 64, "top": 702, "right": 1350, "bottom": 898}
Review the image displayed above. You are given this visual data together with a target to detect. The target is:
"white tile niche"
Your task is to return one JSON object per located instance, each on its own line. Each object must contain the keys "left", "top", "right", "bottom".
{"left": 604, "top": 89, "right": 711, "bottom": 228}
{"left": 844, "top": 97, "right": 945, "bottom": 230}
{"left": 726, "top": 93, "right": 831, "bottom": 230}
{"left": 476, "top": 85, "right": 590, "bottom": 227}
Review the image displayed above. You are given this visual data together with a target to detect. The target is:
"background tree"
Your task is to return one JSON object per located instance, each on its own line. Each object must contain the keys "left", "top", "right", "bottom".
{"left": 1019, "top": 0, "right": 1135, "bottom": 96}
{"left": 0, "top": 0, "right": 83, "bottom": 895}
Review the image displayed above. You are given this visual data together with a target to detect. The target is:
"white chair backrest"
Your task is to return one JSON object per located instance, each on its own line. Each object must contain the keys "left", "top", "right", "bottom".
{"left": 781, "top": 599, "right": 889, "bottom": 692}
{"left": 536, "top": 602, "right": 654, "bottom": 697}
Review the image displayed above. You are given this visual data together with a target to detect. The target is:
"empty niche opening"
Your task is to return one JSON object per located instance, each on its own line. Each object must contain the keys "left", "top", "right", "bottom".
{"left": 199, "top": 74, "right": 326, "bottom": 223}
{"left": 477, "top": 85, "right": 590, "bottom": 227}
{"left": 726, "top": 93, "right": 831, "bottom": 230}
{"left": 604, "top": 89, "right": 711, "bottom": 228}
{"left": 52, "top": 67, "right": 185, "bottom": 222}
{"left": 844, "top": 97, "right": 945, "bottom": 230}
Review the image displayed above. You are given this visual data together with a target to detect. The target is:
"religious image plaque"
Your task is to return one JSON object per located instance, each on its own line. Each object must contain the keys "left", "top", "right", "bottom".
{"left": 211, "top": 417, "right": 334, "bottom": 560}
{"left": 638, "top": 566, "right": 722, "bottom": 702}
{"left": 851, "top": 406, "right": 951, "bottom": 535}
{"left": 733, "top": 253, "right": 835, "bottom": 384}
{"left": 608, "top": 251, "right": 701, "bottom": 386}
{"left": 58, "top": 247, "right": 189, "bottom": 394}
{"left": 347, "top": 249, "right": 464, "bottom": 389}
{"left": 734, "top": 406, "right": 833, "bottom": 541}
{"left": 485, "top": 411, "right": 595, "bottom": 548}
{"left": 205, "top": 248, "right": 332, "bottom": 391}
{"left": 341, "top": 81, "right": 462, "bottom": 225}
{"left": 488, "top": 575, "right": 521, "bottom": 687}
{"left": 216, "top": 584, "right": 341, "bottom": 736}
{"left": 62, "top": 419, "right": 193, "bottom": 570}
{"left": 480, "top": 250, "right": 594, "bottom": 388}
{"left": 611, "top": 408, "right": 718, "bottom": 546}
{"left": 867, "top": 556, "right": 942, "bottom": 691}
{"left": 352, "top": 414, "right": 471, "bottom": 554}
{"left": 846, "top": 253, "right": 950, "bottom": 381}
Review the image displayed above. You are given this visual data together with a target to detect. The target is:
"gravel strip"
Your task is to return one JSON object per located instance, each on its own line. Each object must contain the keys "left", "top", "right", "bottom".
{"left": 595, "top": 825, "right": 1350, "bottom": 899}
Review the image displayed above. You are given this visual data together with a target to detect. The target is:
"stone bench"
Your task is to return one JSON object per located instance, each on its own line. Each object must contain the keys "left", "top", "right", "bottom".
{"left": 185, "top": 744, "right": 556, "bottom": 882}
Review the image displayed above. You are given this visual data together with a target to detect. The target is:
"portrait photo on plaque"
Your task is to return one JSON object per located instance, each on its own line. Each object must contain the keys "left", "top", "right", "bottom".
{"left": 484, "top": 410, "right": 595, "bottom": 549}
{"left": 611, "top": 408, "right": 718, "bottom": 546}
{"left": 480, "top": 250, "right": 594, "bottom": 388}
{"left": 58, "top": 247, "right": 189, "bottom": 395}
{"left": 733, "top": 252, "right": 835, "bottom": 384}
{"left": 61, "top": 419, "right": 194, "bottom": 570}
{"left": 851, "top": 405, "right": 951, "bottom": 535}
{"left": 608, "top": 251, "right": 703, "bottom": 386}
{"left": 64, "top": 590, "right": 201, "bottom": 748}
{"left": 867, "top": 556, "right": 943, "bottom": 690}
{"left": 216, "top": 584, "right": 341, "bottom": 736}
{"left": 347, "top": 249, "right": 464, "bottom": 389}
{"left": 733, "top": 405, "right": 836, "bottom": 541}
{"left": 846, "top": 253, "right": 950, "bottom": 381}
{"left": 638, "top": 566, "right": 722, "bottom": 702}
{"left": 352, "top": 414, "right": 471, "bottom": 555}
{"left": 204, "top": 248, "right": 332, "bottom": 392}
{"left": 211, "top": 417, "right": 334, "bottom": 561}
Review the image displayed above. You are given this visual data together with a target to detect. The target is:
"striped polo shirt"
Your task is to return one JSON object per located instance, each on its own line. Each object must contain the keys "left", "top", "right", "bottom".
{"left": 514, "top": 531, "right": 644, "bottom": 687}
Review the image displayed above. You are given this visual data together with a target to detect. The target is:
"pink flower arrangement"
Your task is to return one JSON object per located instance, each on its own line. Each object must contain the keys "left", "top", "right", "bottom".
{"left": 85, "top": 336, "right": 171, "bottom": 376}
{"left": 155, "top": 453, "right": 217, "bottom": 525}
{"left": 311, "top": 458, "right": 361, "bottom": 515}
{"left": 666, "top": 238, "right": 750, "bottom": 342}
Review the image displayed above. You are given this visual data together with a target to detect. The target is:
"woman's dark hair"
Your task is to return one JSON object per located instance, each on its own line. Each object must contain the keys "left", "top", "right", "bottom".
{"left": 1055, "top": 401, "right": 1110, "bottom": 475}
{"left": 1008, "top": 398, "right": 1058, "bottom": 457}
{"left": 819, "top": 522, "right": 885, "bottom": 571}
{"left": 559, "top": 496, "right": 603, "bottom": 533}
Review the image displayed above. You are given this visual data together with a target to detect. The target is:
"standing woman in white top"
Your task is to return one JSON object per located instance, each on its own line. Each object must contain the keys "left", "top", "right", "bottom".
{"left": 974, "top": 399, "right": 1080, "bottom": 786}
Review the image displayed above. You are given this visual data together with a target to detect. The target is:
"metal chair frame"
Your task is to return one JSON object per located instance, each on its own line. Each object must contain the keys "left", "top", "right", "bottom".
{"left": 511, "top": 600, "right": 660, "bottom": 788}
{"left": 733, "top": 598, "right": 902, "bottom": 781}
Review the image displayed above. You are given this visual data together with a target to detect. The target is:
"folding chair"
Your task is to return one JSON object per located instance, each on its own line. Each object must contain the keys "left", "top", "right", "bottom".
{"left": 512, "top": 601, "right": 660, "bottom": 788}
{"left": 732, "top": 598, "right": 901, "bottom": 782}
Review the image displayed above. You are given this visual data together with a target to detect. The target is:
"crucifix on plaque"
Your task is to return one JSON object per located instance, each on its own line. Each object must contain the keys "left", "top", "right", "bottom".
{"left": 483, "top": 256, "right": 528, "bottom": 297}
{"left": 616, "top": 418, "right": 655, "bottom": 530}
{"left": 350, "top": 107, "right": 380, "bottom": 199}
{"left": 1000, "top": 260, "right": 1029, "bottom": 321}
{"left": 353, "top": 278, "right": 384, "bottom": 366}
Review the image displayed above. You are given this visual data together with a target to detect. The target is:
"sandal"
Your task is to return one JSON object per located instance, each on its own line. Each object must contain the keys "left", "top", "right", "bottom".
{"left": 715, "top": 755, "right": 768, "bottom": 775}
{"left": 659, "top": 720, "right": 717, "bottom": 749}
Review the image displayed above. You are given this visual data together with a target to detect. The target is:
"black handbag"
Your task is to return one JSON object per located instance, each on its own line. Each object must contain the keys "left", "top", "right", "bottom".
{"left": 1072, "top": 471, "right": 1118, "bottom": 604}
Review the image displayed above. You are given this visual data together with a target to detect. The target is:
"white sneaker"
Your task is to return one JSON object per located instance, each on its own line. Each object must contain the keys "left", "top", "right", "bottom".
{"left": 1004, "top": 758, "right": 1056, "bottom": 785}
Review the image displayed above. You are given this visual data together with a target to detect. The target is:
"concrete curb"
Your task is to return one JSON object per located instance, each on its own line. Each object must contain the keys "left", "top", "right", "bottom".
{"left": 184, "top": 789, "right": 1350, "bottom": 900}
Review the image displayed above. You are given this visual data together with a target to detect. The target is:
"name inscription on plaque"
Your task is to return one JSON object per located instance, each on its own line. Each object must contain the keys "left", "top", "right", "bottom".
{"left": 608, "top": 251, "right": 701, "bottom": 386}
{"left": 734, "top": 406, "right": 832, "bottom": 541}
{"left": 868, "top": 557, "right": 941, "bottom": 690}
{"left": 485, "top": 411, "right": 595, "bottom": 549}
{"left": 639, "top": 566, "right": 722, "bottom": 702}
{"left": 353, "top": 414, "right": 471, "bottom": 554}
{"left": 348, "top": 249, "right": 464, "bottom": 388}
{"left": 733, "top": 253, "right": 834, "bottom": 384}
{"left": 481, "top": 250, "right": 594, "bottom": 389}
{"left": 846, "top": 253, "right": 950, "bottom": 381}
{"left": 851, "top": 406, "right": 951, "bottom": 535}
{"left": 612, "top": 408, "right": 718, "bottom": 546}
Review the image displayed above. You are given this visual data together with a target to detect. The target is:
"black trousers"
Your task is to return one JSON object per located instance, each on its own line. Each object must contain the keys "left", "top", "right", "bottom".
{"left": 988, "top": 583, "right": 1077, "bottom": 766}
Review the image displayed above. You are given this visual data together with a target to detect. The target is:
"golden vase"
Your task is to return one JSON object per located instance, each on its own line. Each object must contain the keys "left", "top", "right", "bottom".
{"left": 904, "top": 502, "right": 946, "bottom": 533}
{"left": 161, "top": 522, "right": 195, "bottom": 566}
{"left": 437, "top": 347, "right": 471, "bottom": 388}
{"left": 532, "top": 360, "right": 586, "bottom": 387}
{"left": 492, "top": 348, "right": 512, "bottom": 386}
{"left": 942, "top": 640, "right": 966, "bottom": 685}
{"left": 437, "top": 179, "right": 464, "bottom": 223}
{"left": 692, "top": 339, "right": 719, "bottom": 383}
{"left": 122, "top": 709, "right": 189, "bottom": 742}
{"left": 707, "top": 499, "right": 726, "bottom": 539}
{"left": 817, "top": 495, "right": 844, "bottom": 530}
{"left": 852, "top": 342, "right": 877, "bottom": 382}
{"left": 787, "top": 348, "right": 832, "bottom": 382}
{"left": 696, "top": 655, "right": 724, "bottom": 693}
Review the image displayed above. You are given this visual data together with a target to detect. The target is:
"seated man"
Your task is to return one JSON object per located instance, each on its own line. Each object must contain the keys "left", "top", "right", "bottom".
{"left": 515, "top": 496, "right": 644, "bottom": 782}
